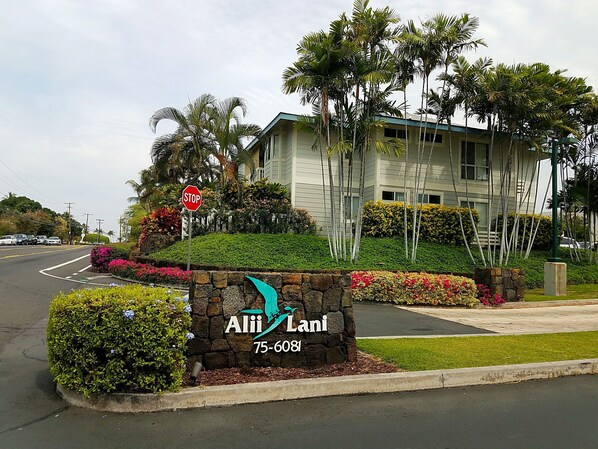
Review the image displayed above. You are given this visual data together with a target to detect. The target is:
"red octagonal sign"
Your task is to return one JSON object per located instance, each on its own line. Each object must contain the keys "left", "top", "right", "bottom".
{"left": 182, "top": 185, "right": 202, "bottom": 211}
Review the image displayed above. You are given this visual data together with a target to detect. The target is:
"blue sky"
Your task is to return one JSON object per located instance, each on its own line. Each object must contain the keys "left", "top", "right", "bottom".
{"left": 1, "top": 0, "right": 596, "bottom": 235}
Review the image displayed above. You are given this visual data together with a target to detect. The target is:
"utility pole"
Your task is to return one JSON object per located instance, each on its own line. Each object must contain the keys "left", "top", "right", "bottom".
{"left": 96, "top": 218, "right": 104, "bottom": 244}
{"left": 65, "top": 202, "right": 74, "bottom": 245}
{"left": 118, "top": 216, "right": 125, "bottom": 242}
{"left": 83, "top": 213, "right": 92, "bottom": 243}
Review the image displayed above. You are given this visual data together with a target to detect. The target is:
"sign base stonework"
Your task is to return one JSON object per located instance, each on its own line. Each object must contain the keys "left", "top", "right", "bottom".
{"left": 187, "top": 270, "right": 356, "bottom": 370}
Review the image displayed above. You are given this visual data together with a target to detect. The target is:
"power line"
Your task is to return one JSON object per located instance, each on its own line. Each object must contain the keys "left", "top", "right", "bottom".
{"left": 0, "top": 158, "right": 61, "bottom": 204}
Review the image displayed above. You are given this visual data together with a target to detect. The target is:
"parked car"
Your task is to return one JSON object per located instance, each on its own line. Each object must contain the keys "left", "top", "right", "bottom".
{"left": 36, "top": 235, "right": 48, "bottom": 245}
{"left": 46, "top": 236, "right": 62, "bottom": 246}
{"left": 27, "top": 235, "right": 37, "bottom": 245}
{"left": 0, "top": 235, "right": 16, "bottom": 245}
{"left": 560, "top": 237, "right": 591, "bottom": 249}
{"left": 14, "top": 234, "right": 29, "bottom": 245}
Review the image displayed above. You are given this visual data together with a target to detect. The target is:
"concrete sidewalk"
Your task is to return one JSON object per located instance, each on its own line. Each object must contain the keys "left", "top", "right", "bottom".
{"left": 56, "top": 300, "right": 598, "bottom": 412}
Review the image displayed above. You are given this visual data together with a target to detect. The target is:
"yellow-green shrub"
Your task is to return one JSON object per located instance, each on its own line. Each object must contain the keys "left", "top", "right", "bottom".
{"left": 352, "top": 271, "right": 478, "bottom": 307}
{"left": 47, "top": 285, "right": 192, "bottom": 397}
{"left": 361, "top": 201, "right": 478, "bottom": 245}
{"left": 492, "top": 214, "right": 553, "bottom": 250}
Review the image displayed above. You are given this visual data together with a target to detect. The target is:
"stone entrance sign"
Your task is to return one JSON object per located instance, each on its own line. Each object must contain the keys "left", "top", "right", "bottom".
{"left": 187, "top": 270, "right": 356, "bottom": 370}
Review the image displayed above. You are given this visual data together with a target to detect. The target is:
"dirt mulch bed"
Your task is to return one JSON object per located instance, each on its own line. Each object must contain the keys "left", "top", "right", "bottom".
{"left": 185, "top": 351, "right": 399, "bottom": 387}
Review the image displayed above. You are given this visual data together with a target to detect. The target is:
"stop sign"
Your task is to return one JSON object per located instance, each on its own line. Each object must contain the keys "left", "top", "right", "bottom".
{"left": 182, "top": 185, "right": 202, "bottom": 211}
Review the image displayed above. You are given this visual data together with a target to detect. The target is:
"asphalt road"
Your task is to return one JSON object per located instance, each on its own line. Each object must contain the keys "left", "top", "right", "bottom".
{"left": 1, "top": 246, "right": 597, "bottom": 449}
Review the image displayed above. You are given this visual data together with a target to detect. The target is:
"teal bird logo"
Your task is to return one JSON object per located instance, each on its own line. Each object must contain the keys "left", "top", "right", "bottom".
{"left": 242, "top": 276, "right": 296, "bottom": 340}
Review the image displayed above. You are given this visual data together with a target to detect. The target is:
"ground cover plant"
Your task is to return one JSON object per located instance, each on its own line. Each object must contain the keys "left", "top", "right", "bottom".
{"left": 47, "top": 285, "right": 193, "bottom": 396}
{"left": 357, "top": 331, "right": 598, "bottom": 371}
{"left": 108, "top": 259, "right": 192, "bottom": 286}
{"left": 149, "top": 234, "right": 598, "bottom": 288}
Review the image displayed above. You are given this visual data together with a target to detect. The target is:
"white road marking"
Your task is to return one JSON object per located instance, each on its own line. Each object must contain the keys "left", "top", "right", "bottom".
{"left": 39, "top": 253, "right": 107, "bottom": 286}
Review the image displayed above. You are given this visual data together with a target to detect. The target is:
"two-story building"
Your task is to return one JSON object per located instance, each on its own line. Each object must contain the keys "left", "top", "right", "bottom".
{"left": 243, "top": 112, "right": 540, "bottom": 238}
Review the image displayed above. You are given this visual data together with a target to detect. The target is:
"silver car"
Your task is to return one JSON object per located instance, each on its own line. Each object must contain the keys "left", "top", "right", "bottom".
{"left": 46, "top": 236, "right": 62, "bottom": 246}
{"left": 0, "top": 235, "right": 16, "bottom": 245}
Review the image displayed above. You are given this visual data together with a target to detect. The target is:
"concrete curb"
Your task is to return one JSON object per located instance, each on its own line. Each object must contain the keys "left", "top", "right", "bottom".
{"left": 57, "top": 358, "right": 598, "bottom": 413}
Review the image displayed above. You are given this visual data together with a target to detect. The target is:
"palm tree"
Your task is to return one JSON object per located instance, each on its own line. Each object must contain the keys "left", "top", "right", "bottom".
{"left": 207, "top": 96, "right": 261, "bottom": 203}
{"left": 283, "top": 0, "right": 404, "bottom": 263}
{"left": 283, "top": 18, "right": 350, "bottom": 261}
{"left": 149, "top": 94, "right": 218, "bottom": 186}
{"left": 397, "top": 13, "right": 485, "bottom": 262}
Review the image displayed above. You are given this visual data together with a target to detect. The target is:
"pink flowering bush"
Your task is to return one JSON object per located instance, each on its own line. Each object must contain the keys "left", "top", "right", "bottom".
{"left": 90, "top": 245, "right": 129, "bottom": 273}
{"left": 352, "top": 271, "right": 479, "bottom": 307}
{"left": 476, "top": 284, "right": 506, "bottom": 306}
{"left": 108, "top": 259, "right": 192, "bottom": 286}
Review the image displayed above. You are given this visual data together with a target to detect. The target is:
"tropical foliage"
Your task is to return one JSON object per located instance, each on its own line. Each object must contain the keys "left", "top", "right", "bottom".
{"left": 283, "top": 0, "right": 404, "bottom": 263}
{"left": 282, "top": 0, "right": 598, "bottom": 267}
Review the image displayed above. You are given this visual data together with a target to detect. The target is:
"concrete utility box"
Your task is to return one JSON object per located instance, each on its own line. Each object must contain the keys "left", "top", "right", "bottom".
{"left": 544, "top": 262, "right": 567, "bottom": 296}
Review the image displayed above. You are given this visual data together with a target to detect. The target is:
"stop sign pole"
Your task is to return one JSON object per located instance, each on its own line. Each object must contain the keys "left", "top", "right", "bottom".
{"left": 182, "top": 185, "right": 202, "bottom": 271}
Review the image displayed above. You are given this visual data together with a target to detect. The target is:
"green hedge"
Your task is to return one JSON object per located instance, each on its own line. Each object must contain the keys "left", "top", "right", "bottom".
{"left": 361, "top": 201, "right": 478, "bottom": 246}
{"left": 352, "top": 271, "right": 479, "bottom": 307}
{"left": 492, "top": 214, "right": 553, "bottom": 250}
{"left": 83, "top": 234, "right": 110, "bottom": 244}
{"left": 47, "top": 285, "right": 192, "bottom": 397}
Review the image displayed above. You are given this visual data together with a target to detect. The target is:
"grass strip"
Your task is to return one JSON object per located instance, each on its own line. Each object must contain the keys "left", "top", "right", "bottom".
{"left": 357, "top": 332, "right": 598, "bottom": 371}
{"left": 525, "top": 284, "right": 598, "bottom": 302}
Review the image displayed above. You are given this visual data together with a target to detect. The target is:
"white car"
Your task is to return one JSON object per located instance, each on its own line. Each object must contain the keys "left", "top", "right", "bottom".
{"left": 559, "top": 237, "right": 582, "bottom": 249}
{"left": 36, "top": 235, "right": 48, "bottom": 245}
{"left": 46, "top": 236, "right": 62, "bottom": 246}
{"left": 0, "top": 235, "right": 16, "bottom": 245}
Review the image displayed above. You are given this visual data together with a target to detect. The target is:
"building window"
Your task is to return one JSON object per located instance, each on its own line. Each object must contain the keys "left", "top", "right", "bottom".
{"left": 460, "top": 200, "right": 489, "bottom": 229}
{"left": 420, "top": 132, "right": 442, "bottom": 143}
{"left": 271, "top": 134, "right": 280, "bottom": 159}
{"left": 417, "top": 193, "right": 441, "bottom": 204}
{"left": 461, "top": 141, "right": 488, "bottom": 181}
{"left": 264, "top": 139, "right": 270, "bottom": 163}
{"left": 384, "top": 128, "right": 408, "bottom": 139}
{"left": 381, "top": 190, "right": 405, "bottom": 202}
{"left": 344, "top": 195, "right": 360, "bottom": 220}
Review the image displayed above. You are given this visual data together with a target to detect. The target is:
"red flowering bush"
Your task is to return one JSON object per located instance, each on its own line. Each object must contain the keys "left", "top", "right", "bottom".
{"left": 139, "top": 207, "right": 181, "bottom": 247}
{"left": 108, "top": 259, "right": 192, "bottom": 286}
{"left": 476, "top": 284, "right": 506, "bottom": 306}
{"left": 352, "top": 271, "right": 478, "bottom": 307}
{"left": 90, "top": 245, "right": 129, "bottom": 273}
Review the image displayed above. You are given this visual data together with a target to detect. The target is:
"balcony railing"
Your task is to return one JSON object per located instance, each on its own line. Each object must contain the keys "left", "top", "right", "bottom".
{"left": 251, "top": 167, "right": 265, "bottom": 183}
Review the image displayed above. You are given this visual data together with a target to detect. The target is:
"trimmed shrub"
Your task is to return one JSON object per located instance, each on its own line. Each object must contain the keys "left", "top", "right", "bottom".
{"left": 108, "top": 259, "right": 192, "bottom": 286}
{"left": 90, "top": 245, "right": 130, "bottom": 272}
{"left": 47, "top": 285, "right": 193, "bottom": 397}
{"left": 83, "top": 234, "right": 110, "bottom": 244}
{"left": 352, "top": 271, "right": 479, "bottom": 307}
{"left": 492, "top": 214, "right": 553, "bottom": 250}
{"left": 361, "top": 201, "right": 478, "bottom": 246}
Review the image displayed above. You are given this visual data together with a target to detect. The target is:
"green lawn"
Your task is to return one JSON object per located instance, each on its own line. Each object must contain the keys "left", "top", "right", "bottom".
{"left": 525, "top": 284, "right": 598, "bottom": 302}
{"left": 357, "top": 332, "right": 598, "bottom": 371}
{"left": 150, "top": 233, "right": 598, "bottom": 288}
